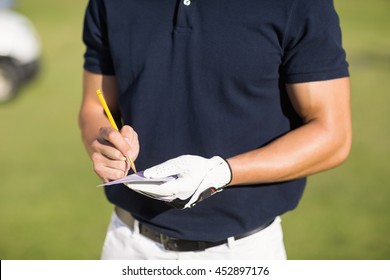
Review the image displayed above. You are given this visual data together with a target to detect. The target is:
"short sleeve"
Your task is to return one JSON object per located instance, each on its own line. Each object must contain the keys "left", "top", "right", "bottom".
{"left": 82, "top": 0, "right": 115, "bottom": 75}
{"left": 282, "top": 0, "right": 349, "bottom": 83}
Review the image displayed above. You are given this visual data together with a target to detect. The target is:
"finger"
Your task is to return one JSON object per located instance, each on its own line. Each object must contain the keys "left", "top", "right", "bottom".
{"left": 97, "top": 166, "right": 128, "bottom": 182}
{"left": 120, "top": 125, "right": 139, "bottom": 160}
{"left": 92, "top": 152, "right": 128, "bottom": 181}
{"left": 100, "top": 167, "right": 128, "bottom": 182}
{"left": 129, "top": 179, "right": 179, "bottom": 196}
{"left": 93, "top": 139, "right": 127, "bottom": 160}
{"left": 144, "top": 158, "right": 186, "bottom": 178}
{"left": 99, "top": 126, "right": 131, "bottom": 158}
{"left": 132, "top": 189, "right": 174, "bottom": 201}
{"left": 120, "top": 125, "right": 137, "bottom": 141}
{"left": 92, "top": 152, "right": 127, "bottom": 170}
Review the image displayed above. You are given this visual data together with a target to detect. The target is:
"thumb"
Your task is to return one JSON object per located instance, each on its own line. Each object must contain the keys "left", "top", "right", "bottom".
{"left": 120, "top": 125, "right": 139, "bottom": 160}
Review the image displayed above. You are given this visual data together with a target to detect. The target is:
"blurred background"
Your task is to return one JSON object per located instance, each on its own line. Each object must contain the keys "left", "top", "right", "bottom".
{"left": 0, "top": 0, "right": 389, "bottom": 259}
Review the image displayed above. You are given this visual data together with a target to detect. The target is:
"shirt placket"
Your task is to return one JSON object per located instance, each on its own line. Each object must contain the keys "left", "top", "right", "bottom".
{"left": 175, "top": 0, "right": 195, "bottom": 33}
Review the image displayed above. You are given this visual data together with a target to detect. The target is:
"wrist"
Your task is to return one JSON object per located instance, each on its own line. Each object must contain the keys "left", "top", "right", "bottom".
{"left": 208, "top": 156, "right": 232, "bottom": 188}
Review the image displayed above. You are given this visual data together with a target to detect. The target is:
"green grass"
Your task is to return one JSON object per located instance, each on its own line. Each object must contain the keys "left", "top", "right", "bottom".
{"left": 283, "top": 0, "right": 390, "bottom": 259}
{"left": 0, "top": 0, "right": 389, "bottom": 259}
{"left": 0, "top": 0, "right": 110, "bottom": 259}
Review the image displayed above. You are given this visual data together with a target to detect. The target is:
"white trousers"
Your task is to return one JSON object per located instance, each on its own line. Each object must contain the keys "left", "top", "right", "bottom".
{"left": 101, "top": 210, "right": 287, "bottom": 260}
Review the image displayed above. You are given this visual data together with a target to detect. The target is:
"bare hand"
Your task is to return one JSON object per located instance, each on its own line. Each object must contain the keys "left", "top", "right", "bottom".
{"left": 91, "top": 125, "right": 139, "bottom": 182}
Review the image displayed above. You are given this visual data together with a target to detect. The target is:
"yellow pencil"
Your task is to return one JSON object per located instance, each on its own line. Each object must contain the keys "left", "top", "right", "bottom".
{"left": 96, "top": 89, "right": 137, "bottom": 173}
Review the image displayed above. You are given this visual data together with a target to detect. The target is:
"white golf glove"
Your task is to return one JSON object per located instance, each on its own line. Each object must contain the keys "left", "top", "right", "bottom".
{"left": 129, "top": 155, "right": 232, "bottom": 209}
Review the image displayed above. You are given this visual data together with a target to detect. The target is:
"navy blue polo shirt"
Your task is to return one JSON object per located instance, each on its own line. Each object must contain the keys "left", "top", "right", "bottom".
{"left": 83, "top": 0, "right": 348, "bottom": 241}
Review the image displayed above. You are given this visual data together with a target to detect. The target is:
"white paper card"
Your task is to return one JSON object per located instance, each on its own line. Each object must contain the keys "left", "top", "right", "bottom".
{"left": 98, "top": 171, "right": 175, "bottom": 187}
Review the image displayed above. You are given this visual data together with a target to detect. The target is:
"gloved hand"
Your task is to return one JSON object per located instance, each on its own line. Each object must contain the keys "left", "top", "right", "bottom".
{"left": 128, "top": 155, "right": 232, "bottom": 209}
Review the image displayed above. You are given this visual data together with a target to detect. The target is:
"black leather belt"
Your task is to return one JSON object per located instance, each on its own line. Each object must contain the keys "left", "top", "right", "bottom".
{"left": 115, "top": 206, "right": 273, "bottom": 252}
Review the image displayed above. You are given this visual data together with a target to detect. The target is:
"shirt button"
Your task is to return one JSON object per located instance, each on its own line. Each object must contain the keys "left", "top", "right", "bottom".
{"left": 184, "top": 0, "right": 191, "bottom": 6}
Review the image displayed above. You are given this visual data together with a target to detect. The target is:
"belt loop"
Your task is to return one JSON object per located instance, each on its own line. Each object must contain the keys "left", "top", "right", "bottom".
{"left": 133, "top": 219, "right": 140, "bottom": 235}
{"left": 227, "top": 236, "right": 235, "bottom": 249}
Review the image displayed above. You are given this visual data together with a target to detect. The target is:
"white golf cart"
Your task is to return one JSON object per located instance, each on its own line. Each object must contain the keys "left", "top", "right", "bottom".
{"left": 0, "top": 1, "right": 41, "bottom": 102}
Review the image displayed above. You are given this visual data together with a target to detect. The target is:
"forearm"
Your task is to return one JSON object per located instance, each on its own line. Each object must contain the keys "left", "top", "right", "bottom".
{"left": 79, "top": 107, "right": 111, "bottom": 157}
{"left": 79, "top": 71, "right": 109, "bottom": 157}
{"left": 227, "top": 119, "right": 351, "bottom": 185}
